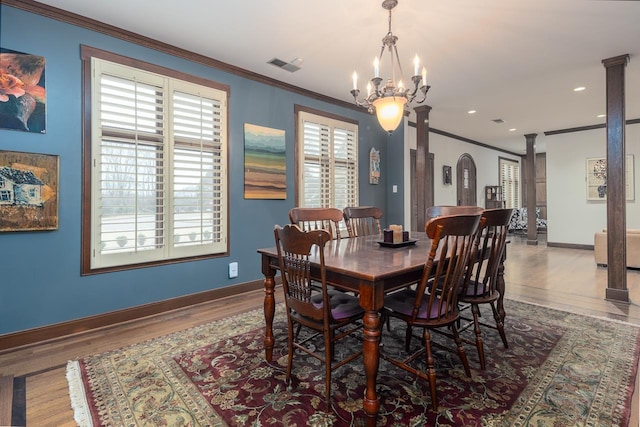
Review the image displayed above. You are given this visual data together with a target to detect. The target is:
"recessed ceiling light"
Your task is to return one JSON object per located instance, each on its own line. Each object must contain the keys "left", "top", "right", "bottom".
{"left": 468, "top": 110, "right": 476, "bottom": 114}
{"left": 509, "top": 128, "right": 517, "bottom": 132}
{"left": 574, "top": 86, "right": 586, "bottom": 92}
{"left": 597, "top": 114, "right": 606, "bottom": 118}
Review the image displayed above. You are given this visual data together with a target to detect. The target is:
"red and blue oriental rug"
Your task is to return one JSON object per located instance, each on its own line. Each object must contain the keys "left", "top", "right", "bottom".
{"left": 67, "top": 299, "right": 640, "bottom": 426}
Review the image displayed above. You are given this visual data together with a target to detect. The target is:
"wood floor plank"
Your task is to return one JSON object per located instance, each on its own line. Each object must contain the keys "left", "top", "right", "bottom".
{"left": 0, "top": 375, "right": 14, "bottom": 427}
{"left": 27, "top": 368, "right": 75, "bottom": 427}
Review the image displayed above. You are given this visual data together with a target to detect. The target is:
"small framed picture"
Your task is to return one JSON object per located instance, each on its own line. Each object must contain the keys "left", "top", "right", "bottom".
{"left": 443, "top": 165, "right": 452, "bottom": 185}
{"left": 0, "top": 150, "right": 58, "bottom": 231}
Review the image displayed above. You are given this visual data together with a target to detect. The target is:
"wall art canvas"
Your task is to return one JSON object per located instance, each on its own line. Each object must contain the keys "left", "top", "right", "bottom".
{"left": 0, "top": 48, "right": 46, "bottom": 133}
{"left": 0, "top": 150, "right": 58, "bottom": 231}
{"left": 244, "top": 123, "right": 286, "bottom": 199}
{"left": 369, "top": 147, "right": 380, "bottom": 184}
{"left": 443, "top": 165, "right": 452, "bottom": 184}
{"left": 586, "top": 155, "right": 634, "bottom": 201}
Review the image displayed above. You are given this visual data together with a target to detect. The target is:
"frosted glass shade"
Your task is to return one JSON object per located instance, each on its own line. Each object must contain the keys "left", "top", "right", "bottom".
{"left": 372, "top": 96, "right": 407, "bottom": 132}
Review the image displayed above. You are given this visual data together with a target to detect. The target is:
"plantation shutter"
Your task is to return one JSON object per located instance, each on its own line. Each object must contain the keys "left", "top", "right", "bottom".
{"left": 171, "top": 89, "right": 224, "bottom": 248}
{"left": 97, "top": 71, "right": 166, "bottom": 258}
{"left": 332, "top": 127, "right": 358, "bottom": 210}
{"left": 298, "top": 111, "right": 358, "bottom": 210}
{"left": 302, "top": 121, "right": 332, "bottom": 208}
{"left": 500, "top": 158, "right": 521, "bottom": 209}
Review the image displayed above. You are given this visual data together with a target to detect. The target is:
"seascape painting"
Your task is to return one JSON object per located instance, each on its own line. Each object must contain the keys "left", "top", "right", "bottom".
{"left": 244, "top": 124, "right": 286, "bottom": 199}
{"left": 0, "top": 150, "right": 58, "bottom": 231}
{"left": 0, "top": 48, "right": 46, "bottom": 133}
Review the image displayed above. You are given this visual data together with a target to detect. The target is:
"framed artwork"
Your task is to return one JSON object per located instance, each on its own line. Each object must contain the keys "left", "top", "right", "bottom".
{"left": 369, "top": 147, "right": 380, "bottom": 184}
{"left": 0, "top": 48, "right": 46, "bottom": 133}
{"left": 443, "top": 165, "right": 452, "bottom": 184}
{"left": 244, "top": 123, "right": 286, "bottom": 199}
{"left": 0, "top": 150, "right": 58, "bottom": 231}
{"left": 586, "top": 155, "right": 634, "bottom": 201}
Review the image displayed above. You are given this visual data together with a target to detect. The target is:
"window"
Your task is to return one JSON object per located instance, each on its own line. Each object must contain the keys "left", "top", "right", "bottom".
{"left": 499, "top": 157, "right": 521, "bottom": 209}
{"left": 82, "top": 49, "right": 229, "bottom": 273}
{"left": 295, "top": 107, "right": 358, "bottom": 210}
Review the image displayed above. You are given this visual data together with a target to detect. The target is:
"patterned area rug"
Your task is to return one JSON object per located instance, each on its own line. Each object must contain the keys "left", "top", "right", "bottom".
{"left": 67, "top": 300, "right": 640, "bottom": 426}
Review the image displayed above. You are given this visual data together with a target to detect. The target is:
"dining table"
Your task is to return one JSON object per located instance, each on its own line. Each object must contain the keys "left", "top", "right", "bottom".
{"left": 257, "top": 232, "right": 507, "bottom": 425}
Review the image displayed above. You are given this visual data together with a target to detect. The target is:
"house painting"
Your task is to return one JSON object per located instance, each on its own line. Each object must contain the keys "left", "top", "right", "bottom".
{"left": 0, "top": 166, "right": 44, "bottom": 206}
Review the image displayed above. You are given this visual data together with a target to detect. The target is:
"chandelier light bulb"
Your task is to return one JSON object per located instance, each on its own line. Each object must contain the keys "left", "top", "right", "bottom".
{"left": 373, "top": 96, "right": 407, "bottom": 133}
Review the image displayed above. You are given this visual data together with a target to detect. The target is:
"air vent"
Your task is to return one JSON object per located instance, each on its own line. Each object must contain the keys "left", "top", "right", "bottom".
{"left": 492, "top": 118, "right": 505, "bottom": 124}
{"left": 268, "top": 57, "right": 302, "bottom": 73}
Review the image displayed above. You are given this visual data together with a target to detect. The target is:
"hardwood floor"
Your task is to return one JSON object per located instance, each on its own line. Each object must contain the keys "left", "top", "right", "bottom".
{"left": 0, "top": 235, "right": 639, "bottom": 426}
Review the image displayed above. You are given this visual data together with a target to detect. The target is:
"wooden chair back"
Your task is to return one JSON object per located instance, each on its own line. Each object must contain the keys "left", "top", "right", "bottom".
{"left": 413, "top": 214, "right": 482, "bottom": 325}
{"left": 289, "top": 207, "right": 344, "bottom": 240}
{"left": 462, "top": 208, "right": 513, "bottom": 300}
{"left": 426, "top": 205, "right": 484, "bottom": 221}
{"left": 343, "top": 206, "right": 383, "bottom": 237}
{"left": 274, "top": 224, "right": 330, "bottom": 321}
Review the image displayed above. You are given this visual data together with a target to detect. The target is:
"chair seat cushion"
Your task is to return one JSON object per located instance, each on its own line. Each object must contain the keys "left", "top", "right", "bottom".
{"left": 384, "top": 289, "right": 447, "bottom": 319}
{"left": 312, "top": 290, "right": 363, "bottom": 320}
{"left": 461, "top": 280, "right": 488, "bottom": 296}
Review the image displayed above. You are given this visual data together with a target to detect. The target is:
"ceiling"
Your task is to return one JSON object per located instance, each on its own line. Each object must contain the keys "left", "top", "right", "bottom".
{"left": 32, "top": 0, "right": 640, "bottom": 154}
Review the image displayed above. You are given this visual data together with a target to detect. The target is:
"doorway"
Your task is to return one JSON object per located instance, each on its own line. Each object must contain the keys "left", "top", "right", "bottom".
{"left": 456, "top": 153, "right": 477, "bottom": 206}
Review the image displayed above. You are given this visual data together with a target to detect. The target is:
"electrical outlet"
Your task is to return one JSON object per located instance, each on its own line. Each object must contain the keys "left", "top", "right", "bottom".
{"left": 228, "top": 262, "right": 238, "bottom": 278}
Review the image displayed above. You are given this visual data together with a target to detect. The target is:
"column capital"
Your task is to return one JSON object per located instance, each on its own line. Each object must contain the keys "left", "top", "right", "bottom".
{"left": 602, "top": 54, "right": 629, "bottom": 68}
{"left": 414, "top": 105, "right": 432, "bottom": 116}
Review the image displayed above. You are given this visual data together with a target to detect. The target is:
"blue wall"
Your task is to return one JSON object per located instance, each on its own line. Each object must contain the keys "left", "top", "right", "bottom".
{"left": 0, "top": 5, "right": 398, "bottom": 334}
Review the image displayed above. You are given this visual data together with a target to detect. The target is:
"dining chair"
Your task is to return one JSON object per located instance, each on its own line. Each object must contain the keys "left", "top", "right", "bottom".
{"left": 343, "top": 206, "right": 383, "bottom": 237}
{"left": 381, "top": 213, "right": 481, "bottom": 411}
{"left": 394, "top": 205, "right": 484, "bottom": 341}
{"left": 458, "top": 208, "right": 513, "bottom": 369}
{"left": 273, "top": 224, "right": 363, "bottom": 410}
{"left": 289, "top": 207, "right": 345, "bottom": 240}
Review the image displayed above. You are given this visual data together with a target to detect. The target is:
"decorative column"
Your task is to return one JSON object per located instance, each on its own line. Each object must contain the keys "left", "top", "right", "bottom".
{"left": 524, "top": 134, "right": 537, "bottom": 245}
{"left": 415, "top": 105, "right": 431, "bottom": 231}
{"left": 602, "top": 54, "right": 629, "bottom": 303}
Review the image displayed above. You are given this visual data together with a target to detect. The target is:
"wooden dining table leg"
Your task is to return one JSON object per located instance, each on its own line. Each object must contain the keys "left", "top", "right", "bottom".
{"left": 362, "top": 309, "right": 380, "bottom": 426}
{"left": 262, "top": 255, "right": 276, "bottom": 362}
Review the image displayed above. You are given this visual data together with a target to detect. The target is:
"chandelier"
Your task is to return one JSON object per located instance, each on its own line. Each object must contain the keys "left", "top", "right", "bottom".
{"left": 350, "top": 0, "right": 430, "bottom": 133}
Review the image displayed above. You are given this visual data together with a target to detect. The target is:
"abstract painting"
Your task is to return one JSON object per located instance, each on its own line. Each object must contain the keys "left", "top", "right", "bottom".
{"left": 0, "top": 48, "right": 46, "bottom": 133}
{"left": 0, "top": 150, "right": 58, "bottom": 231}
{"left": 244, "top": 124, "right": 286, "bottom": 199}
